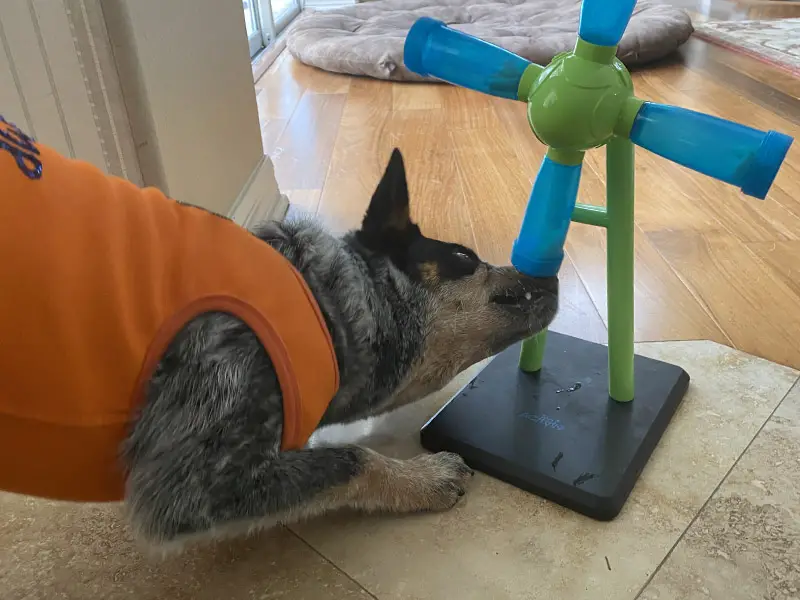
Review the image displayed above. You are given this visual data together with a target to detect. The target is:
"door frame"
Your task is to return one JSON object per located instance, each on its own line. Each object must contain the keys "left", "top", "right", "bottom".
{"left": 247, "top": 0, "right": 302, "bottom": 59}
{"left": 245, "top": 1, "right": 267, "bottom": 57}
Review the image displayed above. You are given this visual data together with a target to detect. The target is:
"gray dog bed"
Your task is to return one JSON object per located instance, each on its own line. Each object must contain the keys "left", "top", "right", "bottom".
{"left": 287, "top": 0, "right": 694, "bottom": 81}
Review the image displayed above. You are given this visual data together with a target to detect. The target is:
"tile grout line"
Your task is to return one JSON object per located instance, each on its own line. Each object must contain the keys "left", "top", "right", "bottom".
{"left": 284, "top": 526, "right": 381, "bottom": 599}
{"left": 635, "top": 339, "right": 796, "bottom": 367}
{"left": 633, "top": 374, "right": 800, "bottom": 599}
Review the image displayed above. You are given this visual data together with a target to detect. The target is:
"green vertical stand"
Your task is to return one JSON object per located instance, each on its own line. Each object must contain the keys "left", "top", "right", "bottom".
{"left": 605, "top": 136, "right": 635, "bottom": 402}
{"left": 419, "top": 37, "right": 690, "bottom": 522}
{"left": 519, "top": 330, "right": 547, "bottom": 373}
{"left": 408, "top": 0, "right": 788, "bottom": 518}
{"left": 518, "top": 135, "right": 635, "bottom": 402}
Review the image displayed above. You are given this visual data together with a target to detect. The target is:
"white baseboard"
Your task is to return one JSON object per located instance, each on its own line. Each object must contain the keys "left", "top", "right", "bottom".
{"left": 252, "top": 35, "right": 288, "bottom": 82}
{"left": 230, "top": 155, "right": 289, "bottom": 228}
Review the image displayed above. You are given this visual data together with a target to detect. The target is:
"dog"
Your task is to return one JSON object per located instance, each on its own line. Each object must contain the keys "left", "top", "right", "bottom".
{"left": 0, "top": 116, "right": 558, "bottom": 549}
{"left": 124, "top": 149, "right": 558, "bottom": 548}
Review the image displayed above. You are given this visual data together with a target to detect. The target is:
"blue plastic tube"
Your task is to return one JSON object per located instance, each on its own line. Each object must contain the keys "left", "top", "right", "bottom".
{"left": 403, "top": 17, "right": 530, "bottom": 100}
{"left": 578, "top": 0, "right": 638, "bottom": 47}
{"left": 630, "top": 102, "right": 794, "bottom": 200}
{"left": 511, "top": 158, "right": 583, "bottom": 278}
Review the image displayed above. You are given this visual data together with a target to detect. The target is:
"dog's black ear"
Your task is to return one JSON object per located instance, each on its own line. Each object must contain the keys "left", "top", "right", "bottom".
{"left": 356, "top": 149, "right": 420, "bottom": 262}
{"left": 362, "top": 148, "right": 413, "bottom": 234}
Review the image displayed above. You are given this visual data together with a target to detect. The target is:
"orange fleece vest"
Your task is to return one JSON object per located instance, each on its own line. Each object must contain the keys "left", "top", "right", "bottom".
{"left": 0, "top": 117, "right": 339, "bottom": 502}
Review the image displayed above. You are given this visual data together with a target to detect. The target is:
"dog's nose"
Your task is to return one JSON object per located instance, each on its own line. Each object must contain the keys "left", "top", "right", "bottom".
{"left": 523, "top": 275, "right": 558, "bottom": 295}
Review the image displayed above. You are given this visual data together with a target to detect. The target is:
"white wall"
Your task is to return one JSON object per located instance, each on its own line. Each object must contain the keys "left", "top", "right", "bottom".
{"left": 0, "top": 0, "right": 283, "bottom": 221}
{"left": 102, "top": 0, "right": 281, "bottom": 218}
{"left": 0, "top": 0, "right": 142, "bottom": 184}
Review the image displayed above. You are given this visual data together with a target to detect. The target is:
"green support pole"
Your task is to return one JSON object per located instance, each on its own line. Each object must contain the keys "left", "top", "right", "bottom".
{"left": 571, "top": 203, "right": 608, "bottom": 228}
{"left": 519, "top": 330, "right": 547, "bottom": 373}
{"left": 605, "top": 135, "right": 635, "bottom": 402}
{"left": 513, "top": 38, "right": 642, "bottom": 386}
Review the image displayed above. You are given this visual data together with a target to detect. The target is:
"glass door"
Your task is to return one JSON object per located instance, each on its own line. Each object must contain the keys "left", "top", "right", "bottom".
{"left": 268, "top": 0, "right": 302, "bottom": 35}
{"left": 243, "top": 0, "right": 302, "bottom": 59}
{"left": 243, "top": 0, "right": 268, "bottom": 57}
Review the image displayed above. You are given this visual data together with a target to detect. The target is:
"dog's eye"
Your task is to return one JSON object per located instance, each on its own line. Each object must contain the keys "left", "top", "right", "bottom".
{"left": 453, "top": 251, "right": 473, "bottom": 261}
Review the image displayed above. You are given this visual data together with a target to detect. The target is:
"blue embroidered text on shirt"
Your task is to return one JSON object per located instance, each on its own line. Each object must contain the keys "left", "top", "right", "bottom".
{"left": 0, "top": 115, "right": 42, "bottom": 180}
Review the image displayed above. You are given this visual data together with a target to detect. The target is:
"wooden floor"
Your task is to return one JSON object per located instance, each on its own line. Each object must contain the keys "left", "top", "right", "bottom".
{"left": 255, "top": 37, "right": 800, "bottom": 370}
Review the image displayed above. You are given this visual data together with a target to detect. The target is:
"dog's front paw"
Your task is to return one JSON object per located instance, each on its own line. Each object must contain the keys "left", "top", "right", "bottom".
{"left": 350, "top": 448, "right": 475, "bottom": 514}
{"left": 403, "top": 451, "right": 475, "bottom": 512}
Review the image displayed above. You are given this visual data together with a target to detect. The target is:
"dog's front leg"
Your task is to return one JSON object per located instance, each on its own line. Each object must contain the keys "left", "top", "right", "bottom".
{"left": 288, "top": 447, "right": 475, "bottom": 520}
{"left": 125, "top": 440, "right": 473, "bottom": 548}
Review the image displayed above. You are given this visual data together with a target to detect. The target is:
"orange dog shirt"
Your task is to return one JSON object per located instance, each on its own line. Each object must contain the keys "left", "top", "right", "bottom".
{"left": 0, "top": 117, "right": 339, "bottom": 502}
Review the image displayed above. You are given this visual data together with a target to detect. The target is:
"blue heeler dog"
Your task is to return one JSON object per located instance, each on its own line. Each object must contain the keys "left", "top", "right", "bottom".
{"left": 123, "top": 149, "right": 558, "bottom": 548}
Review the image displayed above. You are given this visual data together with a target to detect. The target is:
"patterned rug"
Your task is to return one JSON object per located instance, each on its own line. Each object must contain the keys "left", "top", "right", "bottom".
{"left": 695, "top": 18, "right": 800, "bottom": 76}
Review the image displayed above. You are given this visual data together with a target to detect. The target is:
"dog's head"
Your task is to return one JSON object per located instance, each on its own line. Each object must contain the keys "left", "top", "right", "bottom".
{"left": 355, "top": 149, "right": 558, "bottom": 397}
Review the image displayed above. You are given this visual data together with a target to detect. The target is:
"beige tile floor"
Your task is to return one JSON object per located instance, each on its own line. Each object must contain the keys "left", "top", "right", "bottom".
{"left": 640, "top": 383, "right": 800, "bottom": 600}
{"left": 2, "top": 341, "right": 799, "bottom": 600}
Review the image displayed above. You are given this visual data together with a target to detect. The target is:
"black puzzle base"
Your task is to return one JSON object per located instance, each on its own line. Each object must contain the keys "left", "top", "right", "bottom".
{"left": 420, "top": 332, "right": 690, "bottom": 520}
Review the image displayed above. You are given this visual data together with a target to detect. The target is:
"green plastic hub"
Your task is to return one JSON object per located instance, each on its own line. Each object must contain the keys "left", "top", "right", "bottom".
{"left": 518, "top": 39, "right": 643, "bottom": 153}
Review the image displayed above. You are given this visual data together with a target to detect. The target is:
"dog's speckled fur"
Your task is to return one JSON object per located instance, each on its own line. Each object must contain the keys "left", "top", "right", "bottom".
{"left": 123, "top": 149, "right": 558, "bottom": 549}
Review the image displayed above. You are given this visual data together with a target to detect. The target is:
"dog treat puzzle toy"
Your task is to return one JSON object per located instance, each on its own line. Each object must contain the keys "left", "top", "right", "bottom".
{"left": 403, "top": 0, "right": 794, "bottom": 519}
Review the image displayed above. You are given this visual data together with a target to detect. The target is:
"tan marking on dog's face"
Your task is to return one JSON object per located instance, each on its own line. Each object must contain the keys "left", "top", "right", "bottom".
{"left": 354, "top": 147, "right": 558, "bottom": 412}
{"left": 418, "top": 262, "right": 440, "bottom": 285}
{"left": 390, "top": 263, "right": 558, "bottom": 408}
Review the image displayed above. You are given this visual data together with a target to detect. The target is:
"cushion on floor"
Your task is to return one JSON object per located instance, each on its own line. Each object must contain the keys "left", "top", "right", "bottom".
{"left": 287, "top": 0, "right": 694, "bottom": 81}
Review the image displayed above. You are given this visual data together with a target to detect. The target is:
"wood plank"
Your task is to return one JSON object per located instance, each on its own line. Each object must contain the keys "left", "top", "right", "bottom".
{"left": 440, "top": 86, "right": 501, "bottom": 130}
{"left": 317, "top": 77, "right": 394, "bottom": 232}
{"left": 632, "top": 73, "right": 800, "bottom": 241}
{"left": 566, "top": 223, "right": 730, "bottom": 344}
{"left": 317, "top": 80, "right": 476, "bottom": 244}
{"left": 288, "top": 59, "right": 351, "bottom": 95}
{"left": 384, "top": 110, "right": 476, "bottom": 248}
{"left": 489, "top": 96, "right": 547, "bottom": 174}
{"left": 270, "top": 92, "right": 347, "bottom": 191}
{"left": 449, "top": 125, "right": 530, "bottom": 263}
{"left": 647, "top": 229, "right": 800, "bottom": 368}
{"left": 258, "top": 114, "right": 287, "bottom": 155}
{"left": 393, "top": 81, "right": 502, "bottom": 130}
{"left": 392, "top": 82, "right": 446, "bottom": 111}
{"left": 255, "top": 53, "right": 306, "bottom": 120}
{"left": 550, "top": 257, "right": 608, "bottom": 345}
{"left": 365, "top": 122, "right": 467, "bottom": 245}
{"left": 745, "top": 240, "right": 800, "bottom": 299}
{"left": 635, "top": 150, "right": 800, "bottom": 242}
